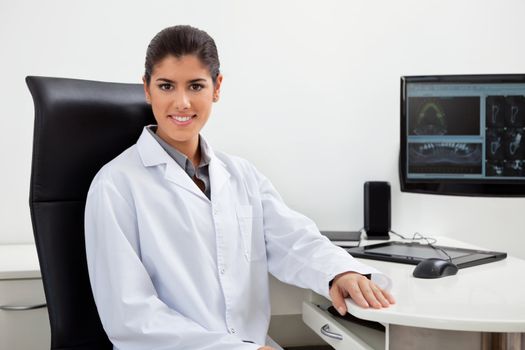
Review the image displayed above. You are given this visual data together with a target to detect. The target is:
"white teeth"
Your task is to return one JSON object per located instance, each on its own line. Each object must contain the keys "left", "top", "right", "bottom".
{"left": 171, "top": 115, "right": 192, "bottom": 122}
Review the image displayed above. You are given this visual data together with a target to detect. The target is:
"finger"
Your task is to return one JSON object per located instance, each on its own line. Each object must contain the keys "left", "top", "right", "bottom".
{"left": 329, "top": 283, "right": 348, "bottom": 315}
{"left": 345, "top": 279, "right": 369, "bottom": 308}
{"left": 382, "top": 288, "right": 396, "bottom": 304}
{"left": 358, "top": 278, "right": 382, "bottom": 309}
{"left": 370, "top": 283, "right": 391, "bottom": 307}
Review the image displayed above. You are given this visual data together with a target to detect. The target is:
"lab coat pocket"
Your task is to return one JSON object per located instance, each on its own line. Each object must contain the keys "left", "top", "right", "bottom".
{"left": 236, "top": 205, "right": 265, "bottom": 261}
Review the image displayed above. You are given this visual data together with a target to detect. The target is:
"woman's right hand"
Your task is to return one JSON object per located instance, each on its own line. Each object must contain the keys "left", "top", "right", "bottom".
{"left": 257, "top": 347, "right": 276, "bottom": 350}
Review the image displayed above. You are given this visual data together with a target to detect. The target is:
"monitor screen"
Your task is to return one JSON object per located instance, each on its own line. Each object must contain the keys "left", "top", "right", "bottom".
{"left": 400, "top": 74, "right": 525, "bottom": 196}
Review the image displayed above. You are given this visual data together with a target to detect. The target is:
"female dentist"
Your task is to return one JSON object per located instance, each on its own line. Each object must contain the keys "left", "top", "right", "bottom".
{"left": 84, "top": 25, "right": 395, "bottom": 350}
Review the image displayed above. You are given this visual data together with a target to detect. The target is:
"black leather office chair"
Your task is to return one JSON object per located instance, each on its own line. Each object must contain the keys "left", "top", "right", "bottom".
{"left": 27, "top": 76, "right": 155, "bottom": 350}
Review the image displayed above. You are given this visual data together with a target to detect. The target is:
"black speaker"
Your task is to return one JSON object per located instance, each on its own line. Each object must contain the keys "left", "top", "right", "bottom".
{"left": 364, "top": 181, "right": 391, "bottom": 240}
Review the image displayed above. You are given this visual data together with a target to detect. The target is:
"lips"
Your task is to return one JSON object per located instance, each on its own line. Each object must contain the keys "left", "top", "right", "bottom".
{"left": 168, "top": 114, "right": 196, "bottom": 126}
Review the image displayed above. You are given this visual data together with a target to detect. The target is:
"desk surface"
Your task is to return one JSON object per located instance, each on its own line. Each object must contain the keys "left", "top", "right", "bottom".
{"left": 0, "top": 244, "right": 41, "bottom": 280}
{"left": 345, "top": 236, "right": 525, "bottom": 332}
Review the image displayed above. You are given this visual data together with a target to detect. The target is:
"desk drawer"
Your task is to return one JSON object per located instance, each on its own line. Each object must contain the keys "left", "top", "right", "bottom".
{"left": 0, "top": 278, "right": 50, "bottom": 349}
{"left": 302, "top": 301, "right": 385, "bottom": 350}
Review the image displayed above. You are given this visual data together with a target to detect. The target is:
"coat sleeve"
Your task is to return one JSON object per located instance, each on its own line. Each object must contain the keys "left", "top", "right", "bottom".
{"left": 84, "top": 176, "right": 260, "bottom": 350}
{"left": 250, "top": 165, "right": 392, "bottom": 300}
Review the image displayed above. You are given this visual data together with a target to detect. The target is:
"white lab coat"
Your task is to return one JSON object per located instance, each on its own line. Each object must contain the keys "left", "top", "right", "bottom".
{"left": 84, "top": 127, "right": 391, "bottom": 350}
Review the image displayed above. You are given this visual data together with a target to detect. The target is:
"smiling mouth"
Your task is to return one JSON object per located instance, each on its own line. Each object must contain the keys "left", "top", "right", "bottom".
{"left": 168, "top": 114, "right": 196, "bottom": 125}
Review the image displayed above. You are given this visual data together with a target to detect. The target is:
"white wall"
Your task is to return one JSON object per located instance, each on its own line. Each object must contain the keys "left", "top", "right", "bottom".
{"left": 1, "top": 0, "right": 524, "bottom": 258}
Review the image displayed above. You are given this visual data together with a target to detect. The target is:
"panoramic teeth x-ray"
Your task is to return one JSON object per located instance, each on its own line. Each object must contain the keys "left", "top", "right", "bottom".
{"left": 408, "top": 142, "right": 482, "bottom": 174}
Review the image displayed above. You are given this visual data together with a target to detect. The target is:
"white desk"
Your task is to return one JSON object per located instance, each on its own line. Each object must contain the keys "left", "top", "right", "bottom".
{"left": 3, "top": 240, "right": 525, "bottom": 349}
{"left": 302, "top": 236, "right": 525, "bottom": 350}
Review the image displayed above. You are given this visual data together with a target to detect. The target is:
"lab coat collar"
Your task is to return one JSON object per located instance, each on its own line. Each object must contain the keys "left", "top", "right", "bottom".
{"left": 136, "top": 126, "right": 230, "bottom": 201}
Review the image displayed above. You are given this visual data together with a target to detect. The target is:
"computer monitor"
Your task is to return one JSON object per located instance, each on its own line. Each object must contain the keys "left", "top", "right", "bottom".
{"left": 400, "top": 74, "right": 525, "bottom": 196}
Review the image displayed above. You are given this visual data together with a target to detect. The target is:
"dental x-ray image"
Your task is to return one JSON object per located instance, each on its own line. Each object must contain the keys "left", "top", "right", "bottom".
{"left": 488, "top": 159, "right": 525, "bottom": 177}
{"left": 485, "top": 128, "right": 524, "bottom": 173}
{"left": 404, "top": 77, "right": 525, "bottom": 185}
{"left": 486, "top": 128, "right": 506, "bottom": 160}
{"left": 486, "top": 95, "right": 525, "bottom": 128}
{"left": 486, "top": 160, "right": 505, "bottom": 177}
{"left": 408, "top": 142, "right": 482, "bottom": 174}
{"left": 409, "top": 97, "right": 480, "bottom": 136}
{"left": 485, "top": 96, "right": 525, "bottom": 177}
{"left": 505, "top": 96, "right": 525, "bottom": 127}
{"left": 485, "top": 95, "right": 525, "bottom": 177}
{"left": 485, "top": 127, "right": 525, "bottom": 176}
{"left": 486, "top": 96, "right": 506, "bottom": 127}
{"left": 503, "top": 160, "right": 525, "bottom": 177}
{"left": 504, "top": 128, "right": 525, "bottom": 159}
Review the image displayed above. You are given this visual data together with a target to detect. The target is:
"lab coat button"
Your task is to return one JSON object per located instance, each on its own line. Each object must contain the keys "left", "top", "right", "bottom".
{"left": 230, "top": 328, "right": 236, "bottom": 333}
{"left": 220, "top": 268, "right": 225, "bottom": 274}
{"left": 213, "top": 208, "right": 219, "bottom": 215}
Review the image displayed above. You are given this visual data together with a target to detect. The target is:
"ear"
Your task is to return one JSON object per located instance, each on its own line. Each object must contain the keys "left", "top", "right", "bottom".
{"left": 142, "top": 76, "right": 152, "bottom": 104}
{"left": 213, "top": 74, "right": 223, "bottom": 102}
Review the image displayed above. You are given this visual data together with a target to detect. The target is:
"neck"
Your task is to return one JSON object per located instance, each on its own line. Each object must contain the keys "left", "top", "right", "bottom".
{"left": 181, "top": 142, "right": 201, "bottom": 169}
{"left": 157, "top": 131, "right": 201, "bottom": 168}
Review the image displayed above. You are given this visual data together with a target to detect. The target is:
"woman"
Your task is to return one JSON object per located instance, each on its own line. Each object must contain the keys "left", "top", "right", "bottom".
{"left": 85, "top": 25, "right": 394, "bottom": 350}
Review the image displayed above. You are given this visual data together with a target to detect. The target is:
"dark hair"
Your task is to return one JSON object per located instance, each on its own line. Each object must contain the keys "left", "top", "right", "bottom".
{"left": 144, "top": 25, "right": 220, "bottom": 86}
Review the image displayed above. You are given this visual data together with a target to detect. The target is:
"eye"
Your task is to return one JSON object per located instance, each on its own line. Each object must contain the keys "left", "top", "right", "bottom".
{"left": 158, "top": 83, "right": 172, "bottom": 91}
{"left": 189, "top": 83, "right": 204, "bottom": 92}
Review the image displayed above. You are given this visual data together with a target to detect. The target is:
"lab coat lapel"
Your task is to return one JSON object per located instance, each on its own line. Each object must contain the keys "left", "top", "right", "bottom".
{"left": 164, "top": 162, "right": 208, "bottom": 201}
{"left": 201, "top": 137, "right": 230, "bottom": 200}
{"left": 209, "top": 155, "right": 230, "bottom": 200}
{"left": 136, "top": 127, "right": 208, "bottom": 201}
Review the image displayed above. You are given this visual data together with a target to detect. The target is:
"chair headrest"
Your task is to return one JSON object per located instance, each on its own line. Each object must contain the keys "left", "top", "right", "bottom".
{"left": 27, "top": 76, "right": 155, "bottom": 203}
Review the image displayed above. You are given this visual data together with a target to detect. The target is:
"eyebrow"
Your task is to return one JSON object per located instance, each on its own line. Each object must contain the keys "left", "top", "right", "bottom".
{"left": 156, "top": 78, "right": 207, "bottom": 84}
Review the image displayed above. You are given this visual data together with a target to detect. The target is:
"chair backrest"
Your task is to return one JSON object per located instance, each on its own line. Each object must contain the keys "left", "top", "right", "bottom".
{"left": 26, "top": 76, "right": 155, "bottom": 350}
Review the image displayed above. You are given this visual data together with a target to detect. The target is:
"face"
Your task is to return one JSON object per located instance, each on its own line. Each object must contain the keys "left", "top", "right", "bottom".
{"left": 143, "top": 54, "right": 222, "bottom": 153}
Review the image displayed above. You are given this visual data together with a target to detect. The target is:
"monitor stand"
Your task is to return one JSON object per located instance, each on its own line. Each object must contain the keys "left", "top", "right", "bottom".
{"left": 365, "top": 231, "right": 390, "bottom": 240}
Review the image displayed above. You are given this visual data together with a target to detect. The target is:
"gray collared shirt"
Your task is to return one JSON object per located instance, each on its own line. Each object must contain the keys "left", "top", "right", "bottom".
{"left": 146, "top": 125, "right": 211, "bottom": 199}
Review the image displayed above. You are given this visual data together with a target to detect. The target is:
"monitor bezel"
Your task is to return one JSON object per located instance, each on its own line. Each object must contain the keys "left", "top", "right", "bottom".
{"left": 400, "top": 74, "right": 525, "bottom": 197}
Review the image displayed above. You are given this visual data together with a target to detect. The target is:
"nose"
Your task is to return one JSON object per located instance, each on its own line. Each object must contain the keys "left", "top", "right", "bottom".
{"left": 172, "top": 90, "right": 191, "bottom": 110}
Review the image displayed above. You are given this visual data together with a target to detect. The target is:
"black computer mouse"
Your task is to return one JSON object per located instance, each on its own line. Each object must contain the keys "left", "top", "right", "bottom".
{"left": 413, "top": 258, "right": 458, "bottom": 279}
